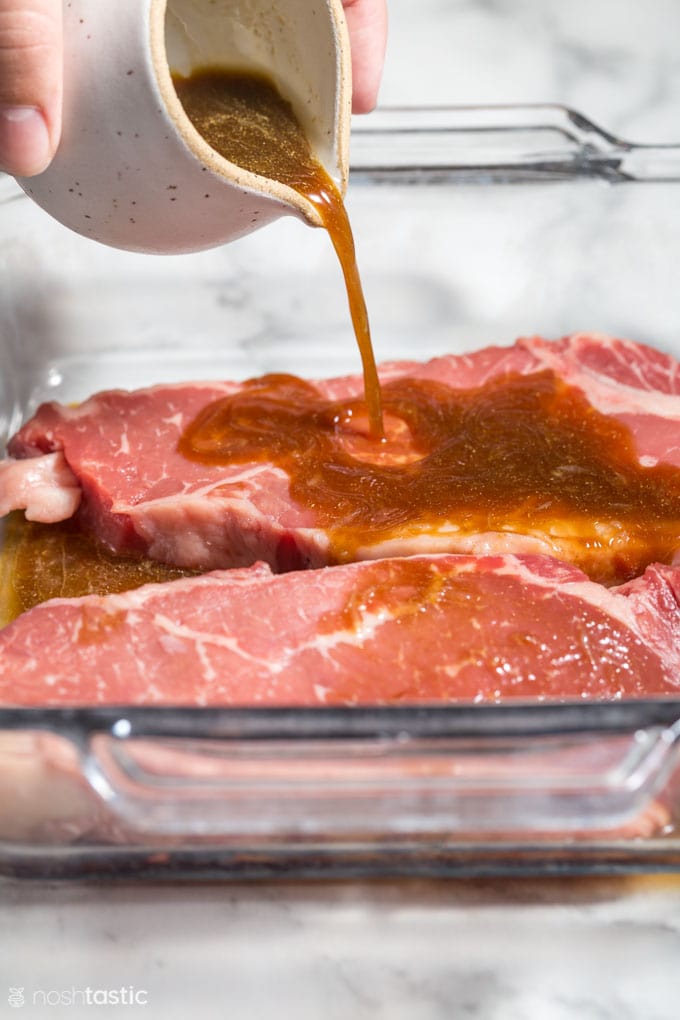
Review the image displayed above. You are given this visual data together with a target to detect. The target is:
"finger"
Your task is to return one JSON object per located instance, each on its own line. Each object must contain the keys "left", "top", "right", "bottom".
{"left": 0, "top": 0, "right": 62, "bottom": 176}
{"left": 342, "top": 0, "right": 387, "bottom": 114}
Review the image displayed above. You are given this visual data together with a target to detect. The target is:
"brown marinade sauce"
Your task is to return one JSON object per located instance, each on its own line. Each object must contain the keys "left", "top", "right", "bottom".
{"left": 0, "top": 514, "right": 196, "bottom": 625}
{"left": 172, "top": 69, "right": 384, "bottom": 438}
{"left": 179, "top": 369, "right": 680, "bottom": 582}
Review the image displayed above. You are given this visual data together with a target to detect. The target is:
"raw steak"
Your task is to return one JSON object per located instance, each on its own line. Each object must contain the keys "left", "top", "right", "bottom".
{"left": 3, "top": 332, "right": 680, "bottom": 578}
{"left": 0, "top": 553, "right": 678, "bottom": 707}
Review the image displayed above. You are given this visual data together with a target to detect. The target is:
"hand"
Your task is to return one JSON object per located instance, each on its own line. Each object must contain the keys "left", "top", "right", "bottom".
{"left": 0, "top": 0, "right": 62, "bottom": 176}
{"left": 0, "top": 0, "right": 387, "bottom": 178}
{"left": 342, "top": 0, "right": 388, "bottom": 114}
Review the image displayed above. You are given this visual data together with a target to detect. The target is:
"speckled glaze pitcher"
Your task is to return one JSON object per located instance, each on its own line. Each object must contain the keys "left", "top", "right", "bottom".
{"left": 17, "top": 0, "right": 351, "bottom": 254}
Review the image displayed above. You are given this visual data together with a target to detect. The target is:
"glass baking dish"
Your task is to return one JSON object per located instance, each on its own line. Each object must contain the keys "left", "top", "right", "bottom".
{"left": 1, "top": 105, "right": 680, "bottom": 880}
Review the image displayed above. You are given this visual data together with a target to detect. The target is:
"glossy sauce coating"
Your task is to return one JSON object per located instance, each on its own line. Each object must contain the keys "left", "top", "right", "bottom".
{"left": 173, "top": 69, "right": 384, "bottom": 437}
{"left": 179, "top": 369, "right": 680, "bottom": 582}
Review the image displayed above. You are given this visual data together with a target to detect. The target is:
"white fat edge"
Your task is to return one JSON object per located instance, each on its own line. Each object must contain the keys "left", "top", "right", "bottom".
{"left": 531, "top": 333, "right": 680, "bottom": 420}
{"left": 349, "top": 528, "right": 558, "bottom": 563}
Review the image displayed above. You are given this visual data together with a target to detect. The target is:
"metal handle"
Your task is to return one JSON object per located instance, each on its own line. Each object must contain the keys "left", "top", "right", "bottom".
{"left": 350, "top": 105, "right": 680, "bottom": 183}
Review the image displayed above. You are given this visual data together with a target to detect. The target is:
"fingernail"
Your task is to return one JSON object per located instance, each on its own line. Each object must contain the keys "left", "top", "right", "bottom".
{"left": 0, "top": 106, "right": 52, "bottom": 177}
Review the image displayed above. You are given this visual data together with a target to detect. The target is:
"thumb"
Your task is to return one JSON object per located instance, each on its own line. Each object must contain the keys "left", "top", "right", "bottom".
{"left": 0, "top": 0, "right": 62, "bottom": 176}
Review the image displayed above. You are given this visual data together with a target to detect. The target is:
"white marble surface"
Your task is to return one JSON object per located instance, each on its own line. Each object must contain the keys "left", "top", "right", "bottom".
{"left": 2, "top": 876, "right": 680, "bottom": 1018}
{"left": 3, "top": 1, "right": 680, "bottom": 1018}
{"left": 380, "top": 0, "right": 680, "bottom": 142}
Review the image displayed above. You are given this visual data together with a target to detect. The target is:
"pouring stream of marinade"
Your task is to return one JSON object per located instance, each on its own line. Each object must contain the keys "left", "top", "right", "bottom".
{"left": 173, "top": 69, "right": 385, "bottom": 439}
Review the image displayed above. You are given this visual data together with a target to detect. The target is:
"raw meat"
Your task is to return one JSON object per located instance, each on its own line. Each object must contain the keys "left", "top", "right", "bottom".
{"left": 3, "top": 332, "right": 680, "bottom": 577}
{"left": 0, "top": 452, "right": 81, "bottom": 522}
{"left": 0, "top": 553, "right": 678, "bottom": 707}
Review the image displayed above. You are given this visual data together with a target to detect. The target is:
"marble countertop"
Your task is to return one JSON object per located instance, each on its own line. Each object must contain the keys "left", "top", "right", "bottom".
{"left": 2, "top": 876, "right": 680, "bottom": 1018}
{"left": 3, "top": 1, "right": 680, "bottom": 1017}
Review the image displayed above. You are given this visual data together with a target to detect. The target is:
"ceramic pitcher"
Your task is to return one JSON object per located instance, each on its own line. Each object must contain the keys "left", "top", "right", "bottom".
{"left": 17, "top": 0, "right": 351, "bottom": 254}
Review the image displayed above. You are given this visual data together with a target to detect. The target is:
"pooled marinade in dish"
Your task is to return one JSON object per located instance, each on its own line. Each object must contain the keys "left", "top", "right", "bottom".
{"left": 0, "top": 514, "right": 196, "bottom": 626}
